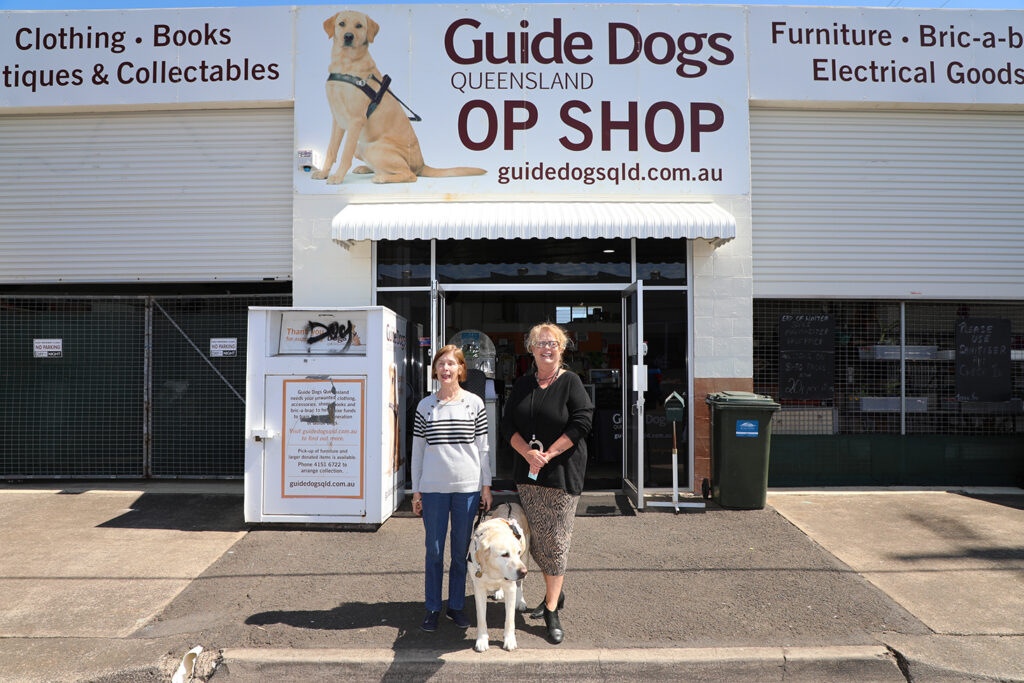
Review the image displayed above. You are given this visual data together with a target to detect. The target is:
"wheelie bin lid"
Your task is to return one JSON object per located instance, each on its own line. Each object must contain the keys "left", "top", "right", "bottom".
{"left": 705, "top": 391, "right": 780, "bottom": 409}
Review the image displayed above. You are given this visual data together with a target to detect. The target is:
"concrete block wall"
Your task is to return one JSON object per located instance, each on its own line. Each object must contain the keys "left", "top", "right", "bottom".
{"left": 690, "top": 195, "right": 754, "bottom": 492}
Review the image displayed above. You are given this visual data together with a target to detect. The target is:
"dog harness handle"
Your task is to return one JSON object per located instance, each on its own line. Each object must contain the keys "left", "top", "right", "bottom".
{"left": 326, "top": 72, "right": 422, "bottom": 121}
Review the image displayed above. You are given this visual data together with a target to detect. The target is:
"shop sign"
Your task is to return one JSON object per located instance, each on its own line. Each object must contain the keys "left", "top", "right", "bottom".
{"left": 293, "top": 4, "right": 749, "bottom": 196}
{"left": 0, "top": 6, "right": 292, "bottom": 108}
{"left": 749, "top": 7, "right": 1024, "bottom": 104}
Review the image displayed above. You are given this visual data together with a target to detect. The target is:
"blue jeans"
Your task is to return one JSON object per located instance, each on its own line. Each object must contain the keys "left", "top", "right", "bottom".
{"left": 421, "top": 491, "right": 480, "bottom": 612}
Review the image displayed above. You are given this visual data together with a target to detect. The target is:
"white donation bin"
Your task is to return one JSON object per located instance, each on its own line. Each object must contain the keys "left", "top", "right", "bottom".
{"left": 244, "top": 307, "right": 407, "bottom": 526}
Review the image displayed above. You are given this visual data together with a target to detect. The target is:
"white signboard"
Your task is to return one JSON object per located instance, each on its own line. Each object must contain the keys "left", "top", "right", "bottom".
{"left": 280, "top": 377, "right": 364, "bottom": 499}
{"left": 278, "top": 310, "right": 368, "bottom": 355}
{"left": 0, "top": 7, "right": 293, "bottom": 108}
{"left": 749, "top": 7, "right": 1024, "bottom": 104}
{"left": 210, "top": 337, "right": 237, "bottom": 357}
{"left": 33, "top": 338, "right": 62, "bottom": 358}
{"left": 294, "top": 4, "right": 749, "bottom": 196}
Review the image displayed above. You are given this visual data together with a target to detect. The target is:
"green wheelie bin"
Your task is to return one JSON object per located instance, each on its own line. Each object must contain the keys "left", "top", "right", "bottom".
{"left": 704, "top": 391, "right": 781, "bottom": 509}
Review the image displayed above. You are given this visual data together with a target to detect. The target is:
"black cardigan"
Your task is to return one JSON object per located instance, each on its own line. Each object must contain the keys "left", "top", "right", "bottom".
{"left": 501, "top": 370, "right": 594, "bottom": 495}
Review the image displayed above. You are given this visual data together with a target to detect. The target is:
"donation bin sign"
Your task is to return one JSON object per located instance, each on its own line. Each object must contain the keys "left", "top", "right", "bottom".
{"left": 244, "top": 307, "right": 407, "bottom": 525}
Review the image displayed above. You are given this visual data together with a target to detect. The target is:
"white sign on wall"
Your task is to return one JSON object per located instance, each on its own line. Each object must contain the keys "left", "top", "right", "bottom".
{"left": 293, "top": 4, "right": 749, "bottom": 196}
{"left": 0, "top": 7, "right": 293, "bottom": 108}
{"left": 209, "top": 337, "right": 237, "bottom": 357}
{"left": 749, "top": 7, "right": 1024, "bottom": 104}
{"left": 33, "top": 338, "right": 62, "bottom": 358}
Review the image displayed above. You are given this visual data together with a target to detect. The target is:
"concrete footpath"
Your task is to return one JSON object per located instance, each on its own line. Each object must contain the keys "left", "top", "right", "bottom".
{"left": 0, "top": 482, "right": 1021, "bottom": 682}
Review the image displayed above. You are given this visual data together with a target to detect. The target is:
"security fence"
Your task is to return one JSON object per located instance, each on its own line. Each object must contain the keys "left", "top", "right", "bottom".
{"left": 0, "top": 294, "right": 290, "bottom": 478}
{"left": 754, "top": 299, "right": 1024, "bottom": 486}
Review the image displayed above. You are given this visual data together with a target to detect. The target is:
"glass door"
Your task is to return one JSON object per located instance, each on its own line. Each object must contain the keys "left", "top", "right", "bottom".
{"left": 621, "top": 281, "right": 646, "bottom": 508}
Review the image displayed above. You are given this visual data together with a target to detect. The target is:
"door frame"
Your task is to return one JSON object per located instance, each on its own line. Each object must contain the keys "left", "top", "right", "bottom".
{"left": 621, "top": 280, "right": 645, "bottom": 508}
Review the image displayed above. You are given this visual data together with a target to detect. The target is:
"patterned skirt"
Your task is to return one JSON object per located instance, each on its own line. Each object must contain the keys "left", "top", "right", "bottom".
{"left": 517, "top": 483, "right": 579, "bottom": 576}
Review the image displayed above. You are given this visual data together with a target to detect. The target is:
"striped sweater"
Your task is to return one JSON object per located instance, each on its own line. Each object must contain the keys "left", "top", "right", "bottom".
{"left": 411, "top": 391, "right": 491, "bottom": 494}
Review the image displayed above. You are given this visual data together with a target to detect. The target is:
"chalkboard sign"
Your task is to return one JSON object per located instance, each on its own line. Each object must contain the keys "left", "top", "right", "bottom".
{"left": 779, "top": 314, "right": 835, "bottom": 400}
{"left": 955, "top": 318, "right": 1011, "bottom": 402}
{"left": 780, "top": 314, "right": 835, "bottom": 351}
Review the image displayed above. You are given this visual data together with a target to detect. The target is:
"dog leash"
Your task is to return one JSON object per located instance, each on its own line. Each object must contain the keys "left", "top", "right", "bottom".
{"left": 326, "top": 72, "right": 422, "bottom": 121}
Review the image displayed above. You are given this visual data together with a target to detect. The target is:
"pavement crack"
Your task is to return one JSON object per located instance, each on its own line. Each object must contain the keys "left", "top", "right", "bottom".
{"left": 886, "top": 644, "right": 913, "bottom": 682}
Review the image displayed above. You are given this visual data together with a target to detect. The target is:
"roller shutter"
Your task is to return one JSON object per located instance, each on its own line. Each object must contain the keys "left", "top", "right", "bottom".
{"left": 0, "top": 108, "right": 293, "bottom": 283}
{"left": 750, "top": 109, "right": 1024, "bottom": 299}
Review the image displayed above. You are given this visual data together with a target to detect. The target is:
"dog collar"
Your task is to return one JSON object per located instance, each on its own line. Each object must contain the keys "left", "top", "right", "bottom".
{"left": 501, "top": 518, "right": 523, "bottom": 542}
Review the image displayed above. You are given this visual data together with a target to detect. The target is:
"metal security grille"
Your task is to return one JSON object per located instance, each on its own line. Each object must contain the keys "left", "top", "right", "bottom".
{"left": 0, "top": 297, "right": 146, "bottom": 477}
{"left": 754, "top": 299, "right": 1024, "bottom": 437}
{"left": 0, "top": 294, "right": 290, "bottom": 479}
{"left": 150, "top": 295, "right": 290, "bottom": 477}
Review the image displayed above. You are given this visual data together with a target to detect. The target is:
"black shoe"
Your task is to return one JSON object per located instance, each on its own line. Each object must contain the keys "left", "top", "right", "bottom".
{"left": 445, "top": 608, "right": 470, "bottom": 629}
{"left": 420, "top": 610, "right": 440, "bottom": 632}
{"left": 543, "top": 605, "right": 564, "bottom": 644}
{"left": 529, "top": 591, "right": 565, "bottom": 619}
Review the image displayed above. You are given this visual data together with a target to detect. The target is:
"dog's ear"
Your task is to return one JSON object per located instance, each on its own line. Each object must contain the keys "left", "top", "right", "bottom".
{"left": 366, "top": 15, "right": 380, "bottom": 44}
{"left": 322, "top": 13, "right": 338, "bottom": 39}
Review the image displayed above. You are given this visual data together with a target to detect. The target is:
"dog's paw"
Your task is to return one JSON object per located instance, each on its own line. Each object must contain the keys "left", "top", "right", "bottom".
{"left": 493, "top": 588, "right": 505, "bottom": 601}
{"left": 474, "top": 635, "right": 490, "bottom": 653}
{"left": 502, "top": 633, "right": 518, "bottom": 651}
{"left": 515, "top": 599, "right": 528, "bottom": 612}
{"left": 326, "top": 174, "right": 346, "bottom": 184}
{"left": 352, "top": 165, "right": 372, "bottom": 174}
{"left": 310, "top": 169, "right": 329, "bottom": 180}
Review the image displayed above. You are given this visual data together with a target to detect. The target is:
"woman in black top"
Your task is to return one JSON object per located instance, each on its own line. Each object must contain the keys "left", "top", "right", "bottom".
{"left": 501, "top": 322, "right": 593, "bottom": 644}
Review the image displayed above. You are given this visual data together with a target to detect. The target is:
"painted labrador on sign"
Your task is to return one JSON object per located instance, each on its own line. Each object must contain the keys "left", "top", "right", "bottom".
{"left": 312, "top": 10, "right": 486, "bottom": 184}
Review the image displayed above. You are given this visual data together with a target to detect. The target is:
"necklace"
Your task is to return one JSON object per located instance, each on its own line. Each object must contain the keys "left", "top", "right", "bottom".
{"left": 528, "top": 377, "right": 553, "bottom": 451}
{"left": 536, "top": 369, "right": 559, "bottom": 384}
{"left": 437, "top": 388, "right": 461, "bottom": 404}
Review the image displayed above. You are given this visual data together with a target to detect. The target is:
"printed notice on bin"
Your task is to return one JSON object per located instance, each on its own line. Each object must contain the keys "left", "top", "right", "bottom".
{"left": 281, "top": 378, "right": 363, "bottom": 498}
{"left": 278, "top": 311, "right": 367, "bottom": 356}
{"left": 736, "top": 419, "right": 760, "bottom": 438}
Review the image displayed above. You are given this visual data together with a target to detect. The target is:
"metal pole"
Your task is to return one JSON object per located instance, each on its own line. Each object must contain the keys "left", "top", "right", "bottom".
{"left": 671, "top": 421, "right": 679, "bottom": 509}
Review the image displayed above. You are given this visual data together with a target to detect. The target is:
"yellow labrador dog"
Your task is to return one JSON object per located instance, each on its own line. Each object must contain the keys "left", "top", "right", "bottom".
{"left": 468, "top": 502, "right": 530, "bottom": 652}
{"left": 312, "top": 11, "right": 486, "bottom": 184}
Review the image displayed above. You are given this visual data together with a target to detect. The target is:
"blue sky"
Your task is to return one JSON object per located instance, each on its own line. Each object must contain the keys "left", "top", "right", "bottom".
{"left": 4, "top": 0, "right": 1023, "bottom": 11}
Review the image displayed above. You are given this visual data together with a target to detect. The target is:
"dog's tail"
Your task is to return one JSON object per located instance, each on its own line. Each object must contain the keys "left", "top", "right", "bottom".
{"left": 419, "top": 165, "right": 486, "bottom": 178}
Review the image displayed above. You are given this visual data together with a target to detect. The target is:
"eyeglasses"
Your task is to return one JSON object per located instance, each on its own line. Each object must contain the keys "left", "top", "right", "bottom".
{"left": 533, "top": 340, "right": 560, "bottom": 349}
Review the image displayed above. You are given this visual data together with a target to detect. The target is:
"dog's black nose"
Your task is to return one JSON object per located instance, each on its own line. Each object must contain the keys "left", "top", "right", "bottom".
{"left": 343, "top": 32, "right": 354, "bottom": 44}
{"left": 517, "top": 568, "right": 527, "bottom": 579}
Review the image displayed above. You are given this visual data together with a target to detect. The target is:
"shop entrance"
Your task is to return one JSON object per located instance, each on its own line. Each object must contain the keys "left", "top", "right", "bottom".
{"left": 375, "top": 237, "right": 692, "bottom": 497}
{"left": 439, "top": 290, "right": 624, "bottom": 489}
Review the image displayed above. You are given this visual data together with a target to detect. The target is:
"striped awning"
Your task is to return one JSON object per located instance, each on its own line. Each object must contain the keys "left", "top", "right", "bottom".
{"left": 331, "top": 202, "right": 735, "bottom": 243}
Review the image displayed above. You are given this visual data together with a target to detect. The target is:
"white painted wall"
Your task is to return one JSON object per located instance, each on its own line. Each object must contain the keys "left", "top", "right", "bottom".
{"left": 693, "top": 196, "right": 753, "bottom": 379}
{"left": 292, "top": 196, "right": 372, "bottom": 307}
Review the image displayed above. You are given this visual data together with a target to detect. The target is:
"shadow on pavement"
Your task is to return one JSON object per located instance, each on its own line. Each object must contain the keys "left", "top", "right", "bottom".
{"left": 96, "top": 493, "right": 246, "bottom": 532}
{"left": 954, "top": 490, "right": 1024, "bottom": 511}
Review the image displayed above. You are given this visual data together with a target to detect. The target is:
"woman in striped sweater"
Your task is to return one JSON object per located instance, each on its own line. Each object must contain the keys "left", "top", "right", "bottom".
{"left": 411, "top": 344, "right": 493, "bottom": 632}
